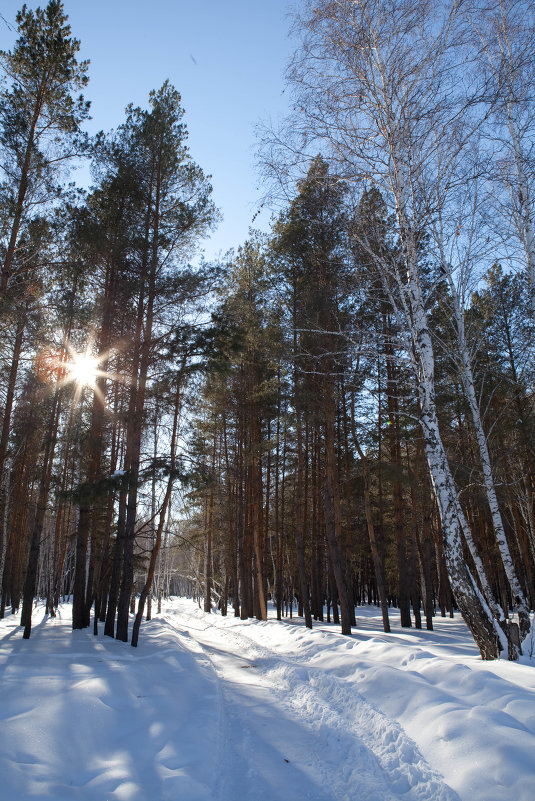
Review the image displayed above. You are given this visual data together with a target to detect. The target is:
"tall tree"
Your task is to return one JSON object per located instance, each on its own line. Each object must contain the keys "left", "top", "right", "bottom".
{"left": 275, "top": 156, "right": 353, "bottom": 634}
{"left": 0, "top": 0, "right": 89, "bottom": 297}
{"left": 284, "top": 0, "right": 510, "bottom": 658}
{"left": 102, "top": 83, "right": 217, "bottom": 642}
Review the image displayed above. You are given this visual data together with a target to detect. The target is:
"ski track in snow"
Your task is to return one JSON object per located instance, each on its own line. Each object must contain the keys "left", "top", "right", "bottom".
{"left": 0, "top": 600, "right": 534, "bottom": 801}
{"left": 162, "top": 605, "right": 460, "bottom": 801}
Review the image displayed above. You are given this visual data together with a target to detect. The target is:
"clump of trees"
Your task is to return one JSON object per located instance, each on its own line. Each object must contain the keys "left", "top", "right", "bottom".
{"left": 185, "top": 0, "right": 535, "bottom": 661}
{"left": 0, "top": 0, "right": 534, "bottom": 660}
{"left": 185, "top": 156, "right": 534, "bottom": 661}
{"left": 0, "top": 2, "right": 217, "bottom": 644}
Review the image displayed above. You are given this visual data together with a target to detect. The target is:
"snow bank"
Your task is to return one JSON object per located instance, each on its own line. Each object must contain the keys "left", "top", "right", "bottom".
{"left": 0, "top": 601, "right": 533, "bottom": 801}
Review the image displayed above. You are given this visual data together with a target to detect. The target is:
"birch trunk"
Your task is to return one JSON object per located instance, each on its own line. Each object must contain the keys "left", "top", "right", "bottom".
{"left": 386, "top": 67, "right": 506, "bottom": 653}
{"left": 417, "top": 376, "right": 503, "bottom": 658}
{"left": 447, "top": 275, "right": 530, "bottom": 645}
{"left": 409, "top": 258, "right": 507, "bottom": 655}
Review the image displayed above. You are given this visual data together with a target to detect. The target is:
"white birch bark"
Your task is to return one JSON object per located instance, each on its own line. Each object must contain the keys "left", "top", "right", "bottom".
{"left": 409, "top": 281, "right": 505, "bottom": 654}
{"left": 447, "top": 273, "right": 530, "bottom": 642}
{"left": 387, "top": 115, "right": 505, "bottom": 658}
{"left": 417, "top": 383, "right": 508, "bottom": 656}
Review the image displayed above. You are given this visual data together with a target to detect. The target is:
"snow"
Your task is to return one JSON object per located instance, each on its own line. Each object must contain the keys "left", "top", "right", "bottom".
{"left": 0, "top": 601, "right": 534, "bottom": 801}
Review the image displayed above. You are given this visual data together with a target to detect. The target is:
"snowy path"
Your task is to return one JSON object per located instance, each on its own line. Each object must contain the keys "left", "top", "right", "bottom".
{"left": 162, "top": 606, "right": 459, "bottom": 801}
{"left": 0, "top": 600, "right": 534, "bottom": 801}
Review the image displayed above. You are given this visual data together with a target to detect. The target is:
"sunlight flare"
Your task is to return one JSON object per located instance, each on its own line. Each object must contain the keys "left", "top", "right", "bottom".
{"left": 67, "top": 349, "right": 99, "bottom": 389}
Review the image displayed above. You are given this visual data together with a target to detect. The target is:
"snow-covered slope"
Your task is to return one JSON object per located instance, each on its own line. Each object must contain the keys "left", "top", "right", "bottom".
{"left": 0, "top": 601, "right": 533, "bottom": 801}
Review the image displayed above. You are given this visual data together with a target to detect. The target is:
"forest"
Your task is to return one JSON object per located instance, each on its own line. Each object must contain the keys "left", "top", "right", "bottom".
{"left": 0, "top": 0, "right": 534, "bottom": 664}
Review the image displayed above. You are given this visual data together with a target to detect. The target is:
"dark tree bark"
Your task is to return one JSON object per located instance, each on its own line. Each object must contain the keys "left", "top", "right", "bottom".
{"left": 20, "top": 387, "right": 62, "bottom": 638}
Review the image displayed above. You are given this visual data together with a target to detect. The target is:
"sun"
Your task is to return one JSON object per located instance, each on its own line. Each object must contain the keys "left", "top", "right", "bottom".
{"left": 34, "top": 340, "right": 125, "bottom": 408}
{"left": 67, "top": 350, "right": 99, "bottom": 388}
{"left": 34, "top": 339, "right": 128, "bottom": 405}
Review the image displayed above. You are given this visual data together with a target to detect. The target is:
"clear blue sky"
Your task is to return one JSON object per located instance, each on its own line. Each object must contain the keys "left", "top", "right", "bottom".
{"left": 0, "top": 0, "right": 295, "bottom": 260}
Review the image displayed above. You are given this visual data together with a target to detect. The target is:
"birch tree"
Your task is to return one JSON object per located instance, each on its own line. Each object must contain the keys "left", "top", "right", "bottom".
{"left": 429, "top": 161, "right": 531, "bottom": 646}
{"left": 284, "top": 0, "right": 511, "bottom": 658}
{"left": 468, "top": 0, "right": 535, "bottom": 321}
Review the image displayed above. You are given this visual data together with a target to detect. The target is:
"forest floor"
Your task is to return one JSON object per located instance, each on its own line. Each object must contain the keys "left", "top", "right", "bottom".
{"left": 0, "top": 600, "right": 534, "bottom": 801}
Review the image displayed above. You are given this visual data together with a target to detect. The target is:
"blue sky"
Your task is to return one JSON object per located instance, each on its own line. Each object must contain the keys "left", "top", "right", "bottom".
{"left": 0, "top": 0, "right": 295, "bottom": 260}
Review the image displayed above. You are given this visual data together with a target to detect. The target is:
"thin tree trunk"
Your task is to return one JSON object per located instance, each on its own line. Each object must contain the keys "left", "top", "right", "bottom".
{"left": 294, "top": 407, "right": 312, "bottom": 628}
{"left": 131, "top": 374, "right": 182, "bottom": 647}
{"left": 0, "top": 318, "right": 25, "bottom": 586}
{"left": 204, "top": 430, "right": 217, "bottom": 614}
{"left": 324, "top": 389, "right": 352, "bottom": 635}
{"left": 350, "top": 396, "right": 390, "bottom": 633}
{"left": 20, "top": 388, "right": 62, "bottom": 638}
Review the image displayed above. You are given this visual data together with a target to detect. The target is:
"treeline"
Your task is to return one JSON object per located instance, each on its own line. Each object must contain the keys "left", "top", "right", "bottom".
{"left": 0, "top": 2, "right": 217, "bottom": 645}
{"left": 184, "top": 0, "right": 535, "bottom": 661}
{"left": 185, "top": 158, "right": 534, "bottom": 661}
{"left": 0, "top": 0, "right": 534, "bottom": 660}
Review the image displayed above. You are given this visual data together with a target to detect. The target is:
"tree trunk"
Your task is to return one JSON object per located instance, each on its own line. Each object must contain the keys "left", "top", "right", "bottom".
{"left": 323, "top": 389, "right": 352, "bottom": 635}
{"left": 131, "top": 375, "right": 182, "bottom": 647}
{"left": 20, "top": 388, "right": 62, "bottom": 638}
{"left": 444, "top": 273, "right": 530, "bottom": 648}
{"left": 350, "top": 396, "right": 390, "bottom": 633}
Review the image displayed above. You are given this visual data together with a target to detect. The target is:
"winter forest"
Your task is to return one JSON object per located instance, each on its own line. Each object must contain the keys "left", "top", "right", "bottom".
{"left": 1, "top": 1, "right": 535, "bottom": 799}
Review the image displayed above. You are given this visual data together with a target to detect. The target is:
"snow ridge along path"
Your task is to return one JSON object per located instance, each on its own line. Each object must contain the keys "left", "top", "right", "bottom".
{"left": 162, "top": 608, "right": 459, "bottom": 801}
{"left": 0, "top": 599, "right": 534, "bottom": 801}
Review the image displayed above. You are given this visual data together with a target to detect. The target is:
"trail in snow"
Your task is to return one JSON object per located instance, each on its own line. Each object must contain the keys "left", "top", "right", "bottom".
{"left": 162, "top": 607, "right": 459, "bottom": 801}
{"left": 0, "top": 600, "right": 534, "bottom": 801}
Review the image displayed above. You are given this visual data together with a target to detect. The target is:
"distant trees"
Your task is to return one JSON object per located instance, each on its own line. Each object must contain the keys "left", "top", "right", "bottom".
{"left": 254, "top": 0, "right": 535, "bottom": 658}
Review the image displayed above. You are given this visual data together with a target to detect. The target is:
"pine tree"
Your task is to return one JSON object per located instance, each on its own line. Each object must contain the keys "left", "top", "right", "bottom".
{"left": 0, "top": 0, "right": 89, "bottom": 297}
{"left": 275, "top": 156, "right": 354, "bottom": 634}
{"left": 93, "top": 83, "right": 217, "bottom": 642}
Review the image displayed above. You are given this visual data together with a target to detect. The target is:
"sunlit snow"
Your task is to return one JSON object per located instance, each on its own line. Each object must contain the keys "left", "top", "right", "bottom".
{"left": 0, "top": 600, "right": 533, "bottom": 801}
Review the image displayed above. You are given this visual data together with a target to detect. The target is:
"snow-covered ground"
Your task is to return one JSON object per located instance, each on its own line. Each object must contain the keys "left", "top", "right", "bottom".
{"left": 0, "top": 600, "right": 534, "bottom": 801}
